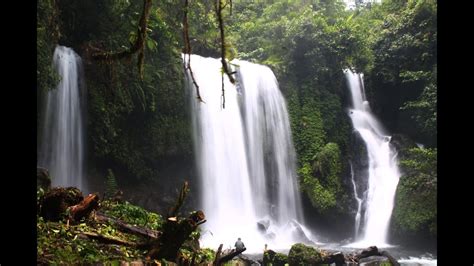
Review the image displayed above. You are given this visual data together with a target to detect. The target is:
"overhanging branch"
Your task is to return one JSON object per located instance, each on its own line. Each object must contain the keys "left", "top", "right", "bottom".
{"left": 91, "top": 0, "right": 152, "bottom": 79}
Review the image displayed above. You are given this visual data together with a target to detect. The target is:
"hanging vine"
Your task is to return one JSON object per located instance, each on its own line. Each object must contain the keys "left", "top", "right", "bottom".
{"left": 215, "top": 0, "right": 236, "bottom": 109}
{"left": 182, "top": 0, "right": 204, "bottom": 103}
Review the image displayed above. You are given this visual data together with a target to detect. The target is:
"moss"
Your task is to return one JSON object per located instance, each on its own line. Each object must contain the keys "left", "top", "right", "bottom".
{"left": 101, "top": 200, "right": 164, "bottom": 230}
{"left": 393, "top": 147, "right": 437, "bottom": 237}
{"left": 299, "top": 143, "right": 345, "bottom": 214}
{"left": 288, "top": 243, "right": 322, "bottom": 266}
{"left": 273, "top": 252, "right": 289, "bottom": 266}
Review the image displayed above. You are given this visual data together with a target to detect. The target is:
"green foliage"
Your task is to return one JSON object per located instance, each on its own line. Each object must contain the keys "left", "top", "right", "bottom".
{"left": 300, "top": 162, "right": 335, "bottom": 211}
{"left": 393, "top": 147, "right": 437, "bottom": 236}
{"left": 37, "top": 0, "right": 60, "bottom": 132}
{"left": 400, "top": 67, "right": 437, "bottom": 140}
{"left": 288, "top": 243, "right": 322, "bottom": 266}
{"left": 312, "top": 143, "right": 343, "bottom": 193}
{"left": 365, "top": 0, "right": 437, "bottom": 145}
{"left": 102, "top": 200, "right": 164, "bottom": 230}
{"left": 264, "top": 250, "right": 289, "bottom": 266}
{"left": 294, "top": 98, "right": 326, "bottom": 164}
{"left": 273, "top": 252, "right": 289, "bottom": 266}
{"left": 105, "top": 169, "right": 118, "bottom": 199}
{"left": 298, "top": 142, "right": 348, "bottom": 214}
{"left": 37, "top": 216, "right": 146, "bottom": 264}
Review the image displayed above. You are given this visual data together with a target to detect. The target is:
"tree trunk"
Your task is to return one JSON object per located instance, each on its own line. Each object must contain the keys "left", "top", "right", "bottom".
{"left": 147, "top": 210, "right": 206, "bottom": 261}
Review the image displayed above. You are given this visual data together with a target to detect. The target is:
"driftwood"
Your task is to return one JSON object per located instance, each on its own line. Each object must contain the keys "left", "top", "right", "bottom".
{"left": 67, "top": 194, "right": 100, "bottom": 222}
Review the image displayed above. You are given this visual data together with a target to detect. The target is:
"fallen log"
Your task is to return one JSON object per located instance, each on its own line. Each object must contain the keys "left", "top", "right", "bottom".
{"left": 80, "top": 231, "right": 137, "bottom": 247}
{"left": 94, "top": 212, "right": 161, "bottom": 240}
{"left": 67, "top": 194, "right": 100, "bottom": 222}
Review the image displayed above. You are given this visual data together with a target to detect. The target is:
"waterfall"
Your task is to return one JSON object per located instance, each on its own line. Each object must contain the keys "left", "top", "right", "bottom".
{"left": 186, "top": 54, "right": 311, "bottom": 252}
{"left": 39, "top": 45, "right": 86, "bottom": 191}
{"left": 344, "top": 69, "right": 400, "bottom": 248}
{"left": 349, "top": 162, "right": 362, "bottom": 240}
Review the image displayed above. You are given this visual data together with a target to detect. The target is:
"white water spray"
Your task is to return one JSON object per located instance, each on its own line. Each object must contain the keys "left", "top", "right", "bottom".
{"left": 344, "top": 69, "right": 400, "bottom": 248}
{"left": 186, "top": 54, "right": 312, "bottom": 252}
{"left": 39, "top": 45, "right": 86, "bottom": 191}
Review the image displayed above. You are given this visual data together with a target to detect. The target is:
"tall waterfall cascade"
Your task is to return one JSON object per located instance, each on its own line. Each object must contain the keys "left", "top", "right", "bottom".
{"left": 185, "top": 54, "right": 314, "bottom": 252}
{"left": 39, "top": 45, "right": 86, "bottom": 191}
{"left": 344, "top": 69, "right": 400, "bottom": 248}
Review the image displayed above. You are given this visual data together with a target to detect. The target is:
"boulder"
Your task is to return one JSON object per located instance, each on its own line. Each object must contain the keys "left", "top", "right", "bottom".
{"left": 288, "top": 243, "right": 322, "bottom": 266}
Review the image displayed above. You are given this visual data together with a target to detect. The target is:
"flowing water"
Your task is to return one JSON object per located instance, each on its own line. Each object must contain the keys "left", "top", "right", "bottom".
{"left": 185, "top": 54, "right": 313, "bottom": 252}
{"left": 39, "top": 45, "right": 86, "bottom": 191}
{"left": 349, "top": 162, "right": 363, "bottom": 240}
{"left": 344, "top": 69, "right": 400, "bottom": 248}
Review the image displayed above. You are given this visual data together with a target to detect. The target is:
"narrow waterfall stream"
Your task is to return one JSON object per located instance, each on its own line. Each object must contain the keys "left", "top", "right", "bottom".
{"left": 344, "top": 69, "right": 400, "bottom": 248}
{"left": 39, "top": 45, "right": 86, "bottom": 191}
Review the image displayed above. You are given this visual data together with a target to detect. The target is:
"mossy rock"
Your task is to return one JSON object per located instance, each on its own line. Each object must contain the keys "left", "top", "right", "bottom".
{"left": 273, "top": 252, "right": 289, "bottom": 266}
{"left": 264, "top": 250, "right": 288, "bottom": 266}
{"left": 288, "top": 243, "right": 322, "bottom": 266}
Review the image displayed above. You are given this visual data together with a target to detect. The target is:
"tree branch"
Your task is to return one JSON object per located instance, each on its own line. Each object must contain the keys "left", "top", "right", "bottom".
{"left": 92, "top": 0, "right": 152, "bottom": 79}
{"left": 168, "top": 181, "right": 190, "bottom": 218}
{"left": 183, "top": 0, "right": 204, "bottom": 103}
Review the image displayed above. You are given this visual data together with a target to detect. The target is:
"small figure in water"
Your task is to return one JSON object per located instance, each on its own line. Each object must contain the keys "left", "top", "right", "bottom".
{"left": 234, "top": 237, "right": 245, "bottom": 251}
